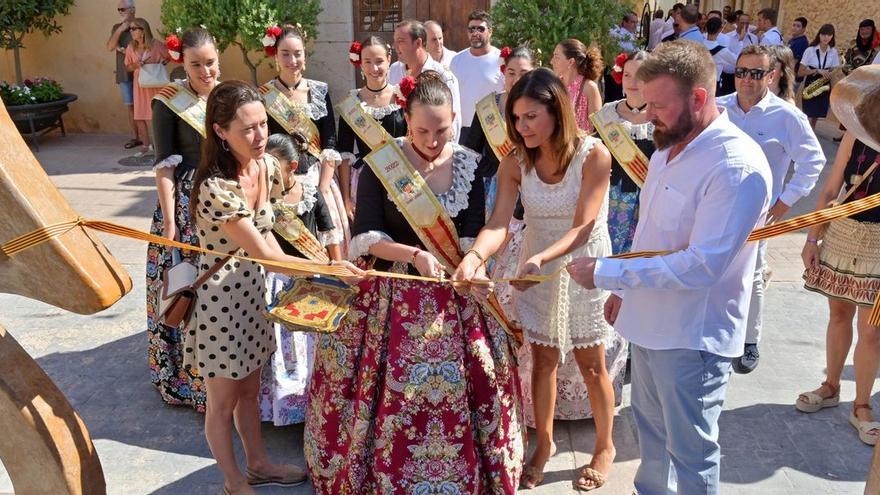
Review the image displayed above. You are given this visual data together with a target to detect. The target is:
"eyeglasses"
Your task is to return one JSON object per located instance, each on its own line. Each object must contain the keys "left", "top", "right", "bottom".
{"left": 467, "top": 26, "right": 487, "bottom": 33}
{"left": 734, "top": 67, "right": 770, "bottom": 80}
{"left": 117, "top": 7, "right": 130, "bottom": 12}
{"left": 129, "top": 26, "right": 144, "bottom": 31}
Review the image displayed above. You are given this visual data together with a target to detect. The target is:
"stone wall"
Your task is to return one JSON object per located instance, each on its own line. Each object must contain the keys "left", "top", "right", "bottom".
{"left": 0, "top": 1, "right": 354, "bottom": 134}
{"left": 779, "top": 0, "right": 880, "bottom": 51}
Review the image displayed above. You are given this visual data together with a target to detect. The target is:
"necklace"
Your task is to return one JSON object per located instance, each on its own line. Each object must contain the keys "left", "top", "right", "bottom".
{"left": 365, "top": 82, "right": 388, "bottom": 93}
{"left": 624, "top": 100, "right": 647, "bottom": 114}
{"left": 410, "top": 141, "right": 444, "bottom": 172}
{"left": 276, "top": 75, "right": 304, "bottom": 92}
{"left": 282, "top": 175, "right": 299, "bottom": 196}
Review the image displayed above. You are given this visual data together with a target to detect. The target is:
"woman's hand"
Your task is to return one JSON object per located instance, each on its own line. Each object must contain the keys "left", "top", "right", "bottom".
{"left": 162, "top": 219, "right": 178, "bottom": 242}
{"left": 452, "top": 251, "right": 486, "bottom": 296}
{"left": 512, "top": 255, "right": 543, "bottom": 292}
{"left": 333, "top": 260, "right": 369, "bottom": 285}
{"left": 801, "top": 241, "right": 820, "bottom": 270}
{"left": 344, "top": 200, "right": 356, "bottom": 222}
{"left": 468, "top": 265, "right": 494, "bottom": 304}
{"left": 413, "top": 250, "right": 445, "bottom": 278}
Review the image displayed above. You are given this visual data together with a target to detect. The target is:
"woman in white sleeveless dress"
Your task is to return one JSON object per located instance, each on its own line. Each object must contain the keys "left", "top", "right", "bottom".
{"left": 454, "top": 67, "right": 617, "bottom": 491}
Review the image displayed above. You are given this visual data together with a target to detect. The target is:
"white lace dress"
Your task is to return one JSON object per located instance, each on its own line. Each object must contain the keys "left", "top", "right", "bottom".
{"left": 513, "top": 136, "right": 627, "bottom": 424}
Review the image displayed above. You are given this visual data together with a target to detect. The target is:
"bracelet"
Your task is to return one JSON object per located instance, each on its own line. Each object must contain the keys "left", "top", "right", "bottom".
{"left": 410, "top": 248, "right": 421, "bottom": 264}
{"left": 806, "top": 238, "right": 819, "bottom": 244}
{"left": 464, "top": 249, "right": 487, "bottom": 266}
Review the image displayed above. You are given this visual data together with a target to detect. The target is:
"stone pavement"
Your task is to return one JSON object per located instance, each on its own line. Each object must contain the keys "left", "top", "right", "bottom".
{"left": 0, "top": 127, "right": 873, "bottom": 495}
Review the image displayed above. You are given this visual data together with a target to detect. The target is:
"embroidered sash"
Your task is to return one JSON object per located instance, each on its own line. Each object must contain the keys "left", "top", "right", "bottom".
{"left": 363, "top": 140, "right": 522, "bottom": 346}
{"left": 153, "top": 82, "right": 206, "bottom": 137}
{"left": 475, "top": 92, "right": 514, "bottom": 161}
{"left": 272, "top": 203, "right": 330, "bottom": 264}
{"left": 258, "top": 82, "right": 323, "bottom": 159}
{"left": 335, "top": 95, "right": 390, "bottom": 150}
{"left": 590, "top": 110, "right": 649, "bottom": 187}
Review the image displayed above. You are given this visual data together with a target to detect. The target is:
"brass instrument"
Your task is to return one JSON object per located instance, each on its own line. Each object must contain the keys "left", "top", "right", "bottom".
{"left": 803, "top": 65, "right": 849, "bottom": 100}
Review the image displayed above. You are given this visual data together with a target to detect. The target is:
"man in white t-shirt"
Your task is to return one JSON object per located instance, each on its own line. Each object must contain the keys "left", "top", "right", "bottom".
{"left": 425, "top": 20, "right": 457, "bottom": 69}
{"left": 390, "top": 19, "right": 462, "bottom": 141}
{"left": 449, "top": 10, "right": 504, "bottom": 143}
{"left": 757, "top": 8, "right": 784, "bottom": 46}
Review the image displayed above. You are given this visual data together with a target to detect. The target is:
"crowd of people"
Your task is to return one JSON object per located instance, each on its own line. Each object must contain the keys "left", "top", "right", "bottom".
{"left": 103, "top": 0, "right": 880, "bottom": 493}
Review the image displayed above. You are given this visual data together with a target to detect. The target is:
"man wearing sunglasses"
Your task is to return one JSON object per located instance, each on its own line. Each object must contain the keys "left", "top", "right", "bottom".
{"left": 106, "top": 0, "right": 139, "bottom": 150}
{"left": 717, "top": 44, "right": 825, "bottom": 374}
{"left": 449, "top": 10, "right": 504, "bottom": 144}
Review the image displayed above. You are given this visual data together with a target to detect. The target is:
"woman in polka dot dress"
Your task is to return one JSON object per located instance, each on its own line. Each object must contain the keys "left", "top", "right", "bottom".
{"left": 186, "top": 80, "right": 364, "bottom": 495}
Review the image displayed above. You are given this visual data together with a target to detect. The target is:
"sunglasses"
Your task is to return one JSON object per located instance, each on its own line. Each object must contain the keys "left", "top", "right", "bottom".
{"left": 129, "top": 26, "right": 144, "bottom": 31}
{"left": 467, "top": 26, "right": 488, "bottom": 33}
{"left": 117, "top": 7, "right": 130, "bottom": 12}
{"left": 734, "top": 67, "right": 770, "bottom": 80}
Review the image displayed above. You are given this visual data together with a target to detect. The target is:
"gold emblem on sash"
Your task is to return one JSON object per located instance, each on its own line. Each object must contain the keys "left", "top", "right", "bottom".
{"left": 590, "top": 109, "right": 649, "bottom": 187}
{"left": 335, "top": 95, "right": 390, "bottom": 150}
{"left": 259, "top": 82, "right": 323, "bottom": 159}
{"left": 364, "top": 140, "right": 522, "bottom": 345}
{"left": 153, "top": 82, "right": 206, "bottom": 137}
{"left": 475, "top": 92, "right": 514, "bottom": 161}
{"left": 272, "top": 203, "right": 330, "bottom": 264}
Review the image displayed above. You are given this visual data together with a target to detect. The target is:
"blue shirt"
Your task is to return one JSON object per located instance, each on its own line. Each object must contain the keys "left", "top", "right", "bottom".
{"left": 679, "top": 26, "right": 704, "bottom": 42}
{"left": 788, "top": 35, "right": 809, "bottom": 81}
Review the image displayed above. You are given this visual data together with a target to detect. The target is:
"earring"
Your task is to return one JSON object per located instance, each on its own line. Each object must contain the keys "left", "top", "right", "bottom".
{"left": 221, "top": 140, "right": 229, "bottom": 151}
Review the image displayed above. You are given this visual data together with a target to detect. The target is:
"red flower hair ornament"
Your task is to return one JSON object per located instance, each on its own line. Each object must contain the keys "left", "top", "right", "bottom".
{"left": 393, "top": 75, "right": 418, "bottom": 109}
{"left": 262, "top": 25, "right": 282, "bottom": 56}
{"left": 611, "top": 52, "right": 629, "bottom": 85}
{"left": 349, "top": 41, "right": 363, "bottom": 66}
{"left": 499, "top": 46, "right": 511, "bottom": 74}
{"left": 166, "top": 34, "right": 183, "bottom": 63}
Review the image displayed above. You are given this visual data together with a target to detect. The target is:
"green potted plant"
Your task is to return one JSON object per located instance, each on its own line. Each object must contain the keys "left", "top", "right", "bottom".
{"left": 0, "top": 0, "right": 76, "bottom": 149}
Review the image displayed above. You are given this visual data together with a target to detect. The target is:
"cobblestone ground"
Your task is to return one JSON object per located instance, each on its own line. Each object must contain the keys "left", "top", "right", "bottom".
{"left": 0, "top": 128, "right": 873, "bottom": 494}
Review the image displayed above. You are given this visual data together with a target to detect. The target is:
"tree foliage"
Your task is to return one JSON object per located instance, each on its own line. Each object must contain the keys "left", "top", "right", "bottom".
{"left": 491, "top": 0, "right": 629, "bottom": 68}
{"left": 0, "top": 0, "right": 75, "bottom": 82}
{"left": 160, "top": 0, "right": 322, "bottom": 84}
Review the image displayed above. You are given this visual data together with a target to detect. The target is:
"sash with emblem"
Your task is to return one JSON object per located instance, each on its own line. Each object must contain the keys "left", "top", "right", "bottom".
{"left": 335, "top": 95, "right": 390, "bottom": 150}
{"left": 258, "top": 81, "right": 323, "bottom": 159}
{"left": 475, "top": 92, "right": 515, "bottom": 161}
{"left": 272, "top": 203, "right": 330, "bottom": 264}
{"left": 153, "top": 82, "right": 207, "bottom": 137}
{"left": 363, "top": 140, "right": 522, "bottom": 346}
{"left": 590, "top": 109, "right": 649, "bottom": 187}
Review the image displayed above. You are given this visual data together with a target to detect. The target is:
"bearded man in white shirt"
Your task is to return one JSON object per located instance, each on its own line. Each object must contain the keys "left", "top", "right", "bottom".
{"left": 567, "top": 40, "right": 771, "bottom": 495}
{"left": 717, "top": 44, "right": 825, "bottom": 374}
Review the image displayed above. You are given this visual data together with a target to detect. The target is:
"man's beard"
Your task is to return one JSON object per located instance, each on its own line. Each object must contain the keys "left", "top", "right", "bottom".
{"left": 470, "top": 39, "right": 486, "bottom": 49}
{"left": 652, "top": 108, "right": 696, "bottom": 149}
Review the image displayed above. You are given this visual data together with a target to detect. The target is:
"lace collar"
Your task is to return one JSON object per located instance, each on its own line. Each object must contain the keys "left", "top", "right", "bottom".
{"left": 300, "top": 79, "right": 329, "bottom": 120}
{"left": 390, "top": 137, "right": 478, "bottom": 218}
{"left": 596, "top": 100, "right": 655, "bottom": 141}
{"left": 349, "top": 87, "right": 402, "bottom": 120}
{"left": 282, "top": 180, "right": 319, "bottom": 215}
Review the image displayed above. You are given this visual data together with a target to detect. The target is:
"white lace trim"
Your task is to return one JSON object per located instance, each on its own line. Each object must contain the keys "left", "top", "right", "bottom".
{"left": 596, "top": 101, "right": 655, "bottom": 141}
{"left": 152, "top": 154, "right": 182, "bottom": 172}
{"left": 319, "top": 148, "right": 342, "bottom": 164}
{"left": 348, "top": 230, "right": 392, "bottom": 260}
{"left": 340, "top": 151, "right": 357, "bottom": 164}
{"left": 386, "top": 138, "right": 479, "bottom": 218}
{"left": 349, "top": 88, "right": 402, "bottom": 119}
{"left": 304, "top": 79, "right": 330, "bottom": 120}
{"left": 319, "top": 227, "right": 344, "bottom": 247}
{"left": 288, "top": 181, "right": 319, "bottom": 215}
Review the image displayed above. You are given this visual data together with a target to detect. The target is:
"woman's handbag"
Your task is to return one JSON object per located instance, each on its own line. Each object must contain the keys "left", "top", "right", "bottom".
{"left": 139, "top": 62, "right": 170, "bottom": 88}
{"left": 264, "top": 276, "right": 358, "bottom": 333}
{"left": 159, "top": 254, "right": 231, "bottom": 329}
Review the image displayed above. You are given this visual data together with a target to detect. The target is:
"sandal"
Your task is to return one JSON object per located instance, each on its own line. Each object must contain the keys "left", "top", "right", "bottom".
{"left": 246, "top": 464, "right": 308, "bottom": 487}
{"left": 849, "top": 403, "right": 880, "bottom": 446}
{"left": 520, "top": 442, "right": 556, "bottom": 489}
{"left": 124, "top": 138, "right": 142, "bottom": 149}
{"left": 574, "top": 466, "right": 607, "bottom": 491}
{"left": 795, "top": 381, "right": 839, "bottom": 413}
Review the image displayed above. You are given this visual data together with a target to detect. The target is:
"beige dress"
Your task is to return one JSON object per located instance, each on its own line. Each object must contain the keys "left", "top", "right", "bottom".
{"left": 184, "top": 157, "right": 283, "bottom": 380}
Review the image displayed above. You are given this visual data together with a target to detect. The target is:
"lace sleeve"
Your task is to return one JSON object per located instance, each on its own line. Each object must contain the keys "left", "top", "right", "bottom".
{"left": 348, "top": 230, "right": 393, "bottom": 260}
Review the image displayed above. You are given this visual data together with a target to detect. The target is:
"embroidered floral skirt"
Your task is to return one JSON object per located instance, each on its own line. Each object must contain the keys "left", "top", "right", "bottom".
{"left": 305, "top": 275, "right": 525, "bottom": 494}
{"left": 607, "top": 181, "right": 640, "bottom": 255}
{"left": 804, "top": 217, "right": 880, "bottom": 306}
{"left": 259, "top": 273, "right": 314, "bottom": 425}
{"left": 145, "top": 176, "right": 206, "bottom": 411}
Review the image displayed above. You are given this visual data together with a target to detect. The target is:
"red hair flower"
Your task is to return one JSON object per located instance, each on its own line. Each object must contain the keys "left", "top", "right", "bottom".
{"left": 263, "top": 25, "right": 282, "bottom": 56}
{"left": 499, "top": 46, "right": 511, "bottom": 74}
{"left": 393, "top": 76, "right": 418, "bottom": 109}
{"left": 166, "top": 34, "right": 183, "bottom": 63}
{"left": 349, "top": 41, "right": 363, "bottom": 66}
{"left": 611, "top": 52, "right": 629, "bottom": 85}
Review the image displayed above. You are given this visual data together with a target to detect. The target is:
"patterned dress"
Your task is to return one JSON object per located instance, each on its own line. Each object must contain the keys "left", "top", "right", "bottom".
{"left": 146, "top": 81, "right": 205, "bottom": 411}
{"left": 594, "top": 101, "right": 655, "bottom": 254}
{"left": 567, "top": 75, "right": 593, "bottom": 133}
{"left": 513, "top": 137, "right": 627, "bottom": 425}
{"left": 305, "top": 141, "right": 524, "bottom": 493}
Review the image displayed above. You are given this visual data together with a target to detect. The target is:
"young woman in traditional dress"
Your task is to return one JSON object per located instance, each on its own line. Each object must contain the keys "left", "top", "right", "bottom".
{"left": 260, "top": 25, "right": 348, "bottom": 255}
{"left": 146, "top": 27, "right": 218, "bottom": 411}
{"left": 454, "top": 67, "right": 616, "bottom": 491}
{"left": 305, "top": 71, "right": 524, "bottom": 494}
{"left": 337, "top": 36, "right": 407, "bottom": 222}
{"left": 549, "top": 39, "right": 603, "bottom": 133}
{"left": 799, "top": 131, "right": 880, "bottom": 446}
{"left": 258, "top": 133, "right": 338, "bottom": 426}
{"left": 187, "top": 80, "right": 362, "bottom": 494}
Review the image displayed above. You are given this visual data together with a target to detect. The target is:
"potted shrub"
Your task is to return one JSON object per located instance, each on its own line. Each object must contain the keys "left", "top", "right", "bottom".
{"left": 0, "top": 77, "right": 77, "bottom": 150}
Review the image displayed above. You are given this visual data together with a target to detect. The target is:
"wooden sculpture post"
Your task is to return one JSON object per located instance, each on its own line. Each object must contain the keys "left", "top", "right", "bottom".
{"left": 0, "top": 98, "right": 131, "bottom": 494}
{"left": 829, "top": 65, "right": 880, "bottom": 495}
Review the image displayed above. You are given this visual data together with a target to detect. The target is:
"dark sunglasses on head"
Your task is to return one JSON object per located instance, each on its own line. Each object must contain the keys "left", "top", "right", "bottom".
{"left": 734, "top": 67, "right": 769, "bottom": 80}
{"left": 129, "top": 26, "right": 144, "bottom": 31}
{"left": 468, "top": 26, "right": 487, "bottom": 33}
